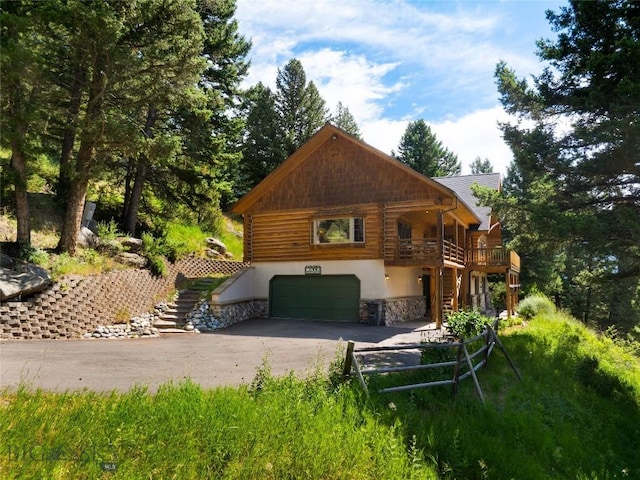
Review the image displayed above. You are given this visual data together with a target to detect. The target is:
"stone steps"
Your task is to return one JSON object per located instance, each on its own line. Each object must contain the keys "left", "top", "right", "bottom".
{"left": 153, "top": 277, "right": 217, "bottom": 332}
{"left": 2, "top": 259, "right": 247, "bottom": 340}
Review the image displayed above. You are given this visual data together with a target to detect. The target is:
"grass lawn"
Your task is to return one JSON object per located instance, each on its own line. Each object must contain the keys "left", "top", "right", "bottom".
{"left": 2, "top": 313, "right": 639, "bottom": 479}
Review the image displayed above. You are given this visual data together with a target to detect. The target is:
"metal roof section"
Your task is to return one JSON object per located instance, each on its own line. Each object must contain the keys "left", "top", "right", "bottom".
{"left": 433, "top": 173, "right": 501, "bottom": 231}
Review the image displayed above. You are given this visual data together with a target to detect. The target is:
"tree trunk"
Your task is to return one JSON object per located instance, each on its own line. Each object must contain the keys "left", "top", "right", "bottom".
{"left": 122, "top": 106, "right": 157, "bottom": 236}
{"left": 56, "top": 53, "right": 107, "bottom": 255}
{"left": 57, "top": 57, "right": 86, "bottom": 202}
{"left": 121, "top": 156, "right": 134, "bottom": 227}
{"left": 123, "top": 158, "right": 147, "bottom": 236}
{"left": 57, "top": 179, "right": 89, "bottom": 255}
{"left": 10, "top": 138, "right": 30, "bottom": 248}
{"left": 56, "top": 141, "right": 92, "bottom": 255}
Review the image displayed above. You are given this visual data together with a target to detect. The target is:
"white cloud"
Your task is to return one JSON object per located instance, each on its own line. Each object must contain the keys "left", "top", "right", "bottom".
{"left": 431, "top": 107, "right": 514, "bottom": 175}
{"left": 359, "top": 108, "right": 515, "bottom": 176}
{"left": 234, "top": 0, "right": 563, "bottom": 178}
{"left": 236, "top": 0, "right": 508, "bottom": 91}
{"left": 360, "top": 118, "right": 408, "bottom": 157}
{"left": 298, "top": 49, "right": 403, "bottom": 124}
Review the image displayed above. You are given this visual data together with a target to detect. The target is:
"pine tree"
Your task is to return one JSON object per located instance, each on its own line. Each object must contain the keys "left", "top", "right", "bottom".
{"left": 237, "top": 84, "right": 286, "bottom": 196}
{"left": 493, "top": 0, "right": 640, "bottom": 331}
{"left": 395, "top": 120, "right": 461, "bottom": 177}
{"left": 470, "top": 157, "right": 494, "bottom": 174}
{"left": 52, "top": 0, "right": 207, "bottom": 251}
{"left": 330, "top": 102, "right": 362, "bottom": 139}
{"left": 275, "top": 59, "right": 328, "bottom": 156}
{"left": 239, "top": 58, "right": 329, "bottom": 193}
{"left": 0, "top": 0, "right": 49, "bottom": 248}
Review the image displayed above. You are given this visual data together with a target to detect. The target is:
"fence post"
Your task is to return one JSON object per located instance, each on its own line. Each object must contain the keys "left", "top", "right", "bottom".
{"left": 489, "top": 326, "right": 522, "bottom": 380}
{"left": 463, "top": 343, "right": 485, "bottom": 403}
{"left": 483, "top": 327, "right": 491, "bottom": 365}
{"left": 452, "top": 343, "right": 464, "bottom": 397}
{"left": 343, "top": 340, "right": 355, "bottom": 377}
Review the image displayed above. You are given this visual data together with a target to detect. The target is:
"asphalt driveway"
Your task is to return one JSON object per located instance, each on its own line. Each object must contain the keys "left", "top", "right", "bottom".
{"left": 0, "top": 318, "right": 434, "bottom": 392}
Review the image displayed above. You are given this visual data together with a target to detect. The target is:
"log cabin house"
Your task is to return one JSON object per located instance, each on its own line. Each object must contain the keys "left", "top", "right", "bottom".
{"left": 222, "top": 123, "right": 520, "bottom": 328}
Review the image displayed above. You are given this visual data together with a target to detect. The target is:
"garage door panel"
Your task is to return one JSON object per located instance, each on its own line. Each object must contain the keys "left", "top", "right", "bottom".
{"left": 270, "top": 275, "right": 360, "bottom": 322}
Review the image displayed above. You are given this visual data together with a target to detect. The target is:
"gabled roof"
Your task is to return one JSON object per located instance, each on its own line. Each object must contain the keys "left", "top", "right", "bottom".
{"left": 433, "top": 173, "right": 501, "bottom": 231}
{"left": 232, "top": 123, "right": 480, "bottom": 226}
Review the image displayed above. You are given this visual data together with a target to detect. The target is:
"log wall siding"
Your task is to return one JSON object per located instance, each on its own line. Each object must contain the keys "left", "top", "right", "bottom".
{"left": 245, "top": 136, "right": 446, "bottom": 215}
{"left": 246, "top": 205, "right": 382, "bottom": 262}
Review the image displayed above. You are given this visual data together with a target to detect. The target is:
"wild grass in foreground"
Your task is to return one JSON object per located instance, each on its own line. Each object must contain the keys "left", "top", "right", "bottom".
{"left": 0, "top": 368, "right": 436, "bottom": 479}
{"left": 366, "top": 312, "right": 640, "bottom": 479}
{"left": 1, "top": 312, "right": 638, "bottom": 479}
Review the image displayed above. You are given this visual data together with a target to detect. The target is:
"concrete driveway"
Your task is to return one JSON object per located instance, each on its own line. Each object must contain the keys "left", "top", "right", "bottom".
{"left": 0, "top": 318, "right": 435, "bottom": 392}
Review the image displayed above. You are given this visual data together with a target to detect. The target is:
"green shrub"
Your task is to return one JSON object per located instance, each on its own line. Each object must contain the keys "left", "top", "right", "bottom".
{"left": 161, "top": 238, "right": 190, "bottom": 263}
{"left": 517, "top": 293, "right": 556, "bottom": 319}
{"left": 446, "top": 309, "right": 493, "bottom": 339}
{"left": 141, "top": 232, "right": 167, "bottom": 277}
{"left": 147, "top": 255, "right": 166, "bottom": 278}
{"left": 19, "top": 245, "right": 49, "bottom": 265}
{"left": 489, "top": 278, "right": 506, "bottom": 311}
{"left": 27, "top": 153, "right": 59, "bottom": 193}
{"left": 164, "top": 223, "right": 210, "bottom": 259}
{"left": 96, "top": 219, "right": 121, "bottom": 242}
{"left": 141, "top": 232, "right": 156, "bottom": 254}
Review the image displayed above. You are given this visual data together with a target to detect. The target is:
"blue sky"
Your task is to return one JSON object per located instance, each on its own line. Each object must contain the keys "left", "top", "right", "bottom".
{"left": 235, "top": 0, "right": 568, "bottom": 175}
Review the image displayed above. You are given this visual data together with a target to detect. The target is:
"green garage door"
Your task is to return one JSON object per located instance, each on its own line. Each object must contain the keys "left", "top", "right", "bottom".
{"left": 269, "top": 275, "right": 360, "bottom": 322}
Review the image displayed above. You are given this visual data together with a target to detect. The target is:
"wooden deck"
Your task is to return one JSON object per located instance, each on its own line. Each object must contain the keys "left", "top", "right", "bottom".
{"left": 387, "top": 240, "right": 519, "bottom": 272}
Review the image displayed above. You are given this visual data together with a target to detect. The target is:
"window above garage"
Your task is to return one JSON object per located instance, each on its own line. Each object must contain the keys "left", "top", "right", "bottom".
{"left": 313, "top": 217, "right": 365, "bottom": 244}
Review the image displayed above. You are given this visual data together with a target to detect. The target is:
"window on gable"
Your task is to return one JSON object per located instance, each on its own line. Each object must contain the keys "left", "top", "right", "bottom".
{"left": 314, "top": 217, "right": 365, "bottom": 244}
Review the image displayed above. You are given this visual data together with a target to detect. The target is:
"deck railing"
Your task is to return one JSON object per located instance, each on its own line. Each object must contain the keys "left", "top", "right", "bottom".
{"left": 396, "top": 238, "right": 465, "bottom": 265}
{"left": 397, "top": 238, "right": 439, "bottom": 261}
{"left": 393, "top": 241, "right": 519, "bottom": 271}
{"left": 467, "top": 248, "right": 520, "bottom": 272}
{"left": 443, "top": 239, "right": 465, "bottom": 264}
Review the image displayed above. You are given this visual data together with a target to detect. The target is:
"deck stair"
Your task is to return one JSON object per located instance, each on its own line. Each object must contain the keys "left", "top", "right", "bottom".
{"left": 443, "top": 293, "right": 454, "bottom": 316}
{"left": 154, "top": 277, "right": 218, "bottom": 333}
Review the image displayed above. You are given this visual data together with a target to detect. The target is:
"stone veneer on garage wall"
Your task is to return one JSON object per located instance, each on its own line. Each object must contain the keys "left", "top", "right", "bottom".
{"left": 0, "top": 258, "right": 246, "bottom": 340}
{"left": 384, "top": 296, "right": 426, "bottom": 325}
{"left": 358, "top": 296, "right": 426, "bottom": 325}
{"left": 208, "top": 299, "right": 268, "bottom": 326}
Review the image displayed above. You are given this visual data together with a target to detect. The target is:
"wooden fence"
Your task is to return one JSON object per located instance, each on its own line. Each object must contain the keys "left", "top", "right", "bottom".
{"left": 343, "top": 322, "right": 521, "bottom": 403}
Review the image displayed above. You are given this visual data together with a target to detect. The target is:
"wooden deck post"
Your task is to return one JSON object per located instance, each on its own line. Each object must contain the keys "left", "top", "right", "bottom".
{"left": 435, "top": 267, "right": 443, "bottom": 329}
{"left": 505, "top": 271, "right": 512, "bottom": 319}
{"left": 452, "top": 267, "right": 459, "bottom": 312}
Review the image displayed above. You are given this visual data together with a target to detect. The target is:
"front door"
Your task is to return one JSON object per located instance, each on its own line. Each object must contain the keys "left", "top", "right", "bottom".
{"left": 422, "top": 274, "right": 431, "bottom": 317}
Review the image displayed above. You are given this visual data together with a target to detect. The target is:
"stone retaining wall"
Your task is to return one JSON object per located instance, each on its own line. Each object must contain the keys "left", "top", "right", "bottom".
{"left": 0, "top": 258, "right": 247, "bottom": 340}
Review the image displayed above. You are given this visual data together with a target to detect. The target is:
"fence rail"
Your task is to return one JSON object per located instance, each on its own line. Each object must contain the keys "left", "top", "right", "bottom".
{"left": 343, "top": 321, "right": 521, "bottom": 403}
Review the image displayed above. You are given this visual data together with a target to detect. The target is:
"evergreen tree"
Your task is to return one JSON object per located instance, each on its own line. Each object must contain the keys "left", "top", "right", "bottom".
{"left": 237, "top": 84, "right": 286, "bottom": 196}
{"left": 0, "top": 1, "right": 48, "bottom": 248}
{"left": 239, "top": 58, "right": 329, "bottom": 193}
{"left": 121, "top": 0, "right": 251, "bottom": 233}
{"left": 492, "top": 0, "right": 640, "bottom": 331}
{"left": 50, "top": 0, "right": 207, "bottom": 251}
{"left": 330, "top": 102, "right": 362, "bottom": 139}
{"left": 470, "top": 157, "right": 494, "bottom": 174}
{"left": 275, "top": 59, "right": 328, "bottom": 156}
{"left": 395, "top": 119, "right": 461, "bottom": 177}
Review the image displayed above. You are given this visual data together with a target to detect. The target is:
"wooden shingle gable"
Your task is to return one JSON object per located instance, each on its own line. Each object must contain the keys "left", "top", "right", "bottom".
{"left": 232, "top": 123, "right": 475, "bottom": 218}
